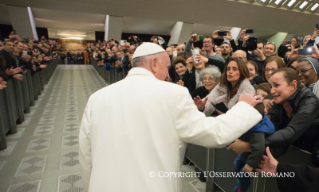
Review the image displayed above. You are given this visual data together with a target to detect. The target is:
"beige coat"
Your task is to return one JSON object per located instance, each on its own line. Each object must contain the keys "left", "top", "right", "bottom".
{"left": 79, "top": 68, "right": 262, "bottom": 192}
{"left": 203, "top": 79, "right": 256, "bottom": 116}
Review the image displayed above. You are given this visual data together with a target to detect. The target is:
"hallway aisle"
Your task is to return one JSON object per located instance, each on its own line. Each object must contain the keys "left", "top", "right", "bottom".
{"left": 0, "top": 65, "right": 106, "bottom": 192}
{"left": 0, "top": 65, "right": 203, "bottom": 192}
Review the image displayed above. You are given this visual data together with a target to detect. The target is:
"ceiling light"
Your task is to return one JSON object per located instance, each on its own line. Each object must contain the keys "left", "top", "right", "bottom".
{"left": 61, "top": 37, "right": 84, "bottom": 40}
{"left": 311, "top": 3, "right": 319, "bottom": 11}
{"left": 287, "top": 0, "right": 296, "bottom": 7}
{"left": 261, "top": 0, "right": 267, "bottom": 2}
{"left": 275, "top": 0, "right": 282, "bottom": 5}
{"left": 299, "top": 1, "right": 308, "bottom": 9}
{"left": 57, "top": 33, "right": 87, "bottom": 37}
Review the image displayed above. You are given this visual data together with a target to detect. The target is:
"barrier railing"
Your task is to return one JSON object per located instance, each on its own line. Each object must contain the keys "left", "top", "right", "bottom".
{"left": 0, "top": 59, "right": 58, "bottom": 150}
{"left": 91, "top": 58, "right": 126, "bottom": 84}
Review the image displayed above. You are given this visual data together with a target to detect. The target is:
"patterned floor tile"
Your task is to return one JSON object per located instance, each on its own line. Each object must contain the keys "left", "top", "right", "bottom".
{"left": 58, "top": 173, "right": 84, "bottom": 192}
{"left": 26, "top": 138, "right": 51, "bottom": 153}
{"left": 63, "top": 123, "right": 79, "bottom": 133}
{"left": 60, "top": 151, "right": 79, "bottom": 169}
{"left": 64, "top": 114, "right": 79, "bottom": 122}
{"left": 62, "top": 135, "right": 79, "bottom": 148}
{"left": 0, "top": 141, "right": 17, "bottom": 156}
{"left": 15, "top": 155, "right": 47, "bottom": 177}
{"left": 6, "top": 128, "right": 25, "bottom": 139}
{"left": 6, "top": 180, "right": 41, "bottom": 192}
{"left": 33, "top": 125, "right": 54, "bottom": 136}
{"left": 38, "top": 116, "right": 56, "bottom": 124}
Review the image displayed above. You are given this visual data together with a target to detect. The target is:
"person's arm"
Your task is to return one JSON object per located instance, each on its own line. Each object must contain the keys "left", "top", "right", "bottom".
{"left": 176, "top": 89, "right": 262, "bottom": 148}
{"left": 266, "top": 97, "right": 319, "bottom": 147}
{"left": 245, "top": 133, "right": 265, "bottom": 168}
{"left": 79, "top": 96, "right": 93, "bottom": 191}
{"left": 229, "top": 39, "right": 238, "bottom": 52}
{"left": 206, "top": 58, "right": 225, "bottom": 72}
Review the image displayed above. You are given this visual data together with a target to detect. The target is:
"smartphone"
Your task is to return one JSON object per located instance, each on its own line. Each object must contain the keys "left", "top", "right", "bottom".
{"left": 212, "top": 102, "right": 228, "bottom": 113}
{"left": 299, "top": 48, "right": 312, "bottom": 55}
{"left": 316, "top": 24, "right": 319, "bottom": 29}
{"left": 173, "top": 51, "right": 177, "bottom": 57}
{"left": 23, "top": 51, "right": 28, "bottom": 55}
{"left": 246, "top": 29, "right": 254, "bottom": 34}
{"left": 192, "top": 49, "right": 199, "bottom": 64}
{"left": 246, "top": 37, "right": 257, "bottom": 51}
{"left": 218, "top": 31, "right": 227, "bottom": 36}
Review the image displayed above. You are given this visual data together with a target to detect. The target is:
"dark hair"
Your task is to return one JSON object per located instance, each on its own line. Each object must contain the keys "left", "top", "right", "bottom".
{"left": 172, "top": 57, "right": 187, "bottom": 68}
{"left": 262, "top": 56, "right": 286, "bottom": 81}
{"left": 254, "top": 103, "right": 264, "bottom": 116}
{"left": 271, "top": 68, "right": 302, "bottom": 90}
{"left": 220, "top": 42, "right": 231, "bottom": 47}
{"left": 220, "top": 58, "right": 250, "bottom": 102}
{"left": 246, "top": 60, "right": 258, "bottom": 74}
{"left": 257, "top": 41, "right": 264, "bottom": 46}
{"left": 204, "top": 36, "right": 214, "bottom": 44}
{"left": 287, "top": 55, "right": 306, "bottom": 69}
{"left": 177, "top": 51, "right": 190, "bottom": 61}
{"left": 4, "top": 39, "right": 13, "bottom": 45}
{"left": 255, "top": 83, "right": 271, "bottom": 95}
{"left": 264, "top": 94, "right": 274, "bottom": 100}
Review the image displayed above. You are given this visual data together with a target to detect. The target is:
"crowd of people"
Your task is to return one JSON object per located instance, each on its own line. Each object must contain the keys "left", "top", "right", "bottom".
{"left": 1, "top": 25, "right": 319, "bottom": 192}
{"left": 86, "top": 27, "right": 319, "bottom": 192}
{"left": 0, "top": 32, "right": 59, "bottom": 91}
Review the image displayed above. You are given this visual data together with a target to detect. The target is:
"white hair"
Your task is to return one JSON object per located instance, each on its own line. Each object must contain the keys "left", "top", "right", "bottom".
{"left": 199, "top": 66, "right": 222, "bottom": 82}
{"left": 233, "top": 50, "right": 247, "bottom": 58}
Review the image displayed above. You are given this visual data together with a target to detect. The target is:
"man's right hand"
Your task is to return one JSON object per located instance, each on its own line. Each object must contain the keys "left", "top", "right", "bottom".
{"left": 238, "top": 94, "right": 262, "bottom": 108}
{"left": 239, "top": 28, "right": 248, "bottom": 41}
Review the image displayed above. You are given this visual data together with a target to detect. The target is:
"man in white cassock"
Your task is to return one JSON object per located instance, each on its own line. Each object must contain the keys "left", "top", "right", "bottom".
{"left": 79, "top": 42, "right": 262, "bottom": 192}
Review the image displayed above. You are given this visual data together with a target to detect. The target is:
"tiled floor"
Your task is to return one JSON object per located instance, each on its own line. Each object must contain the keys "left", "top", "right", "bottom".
{"left": 0, "top": 65, "right": 205, "bottom": 192}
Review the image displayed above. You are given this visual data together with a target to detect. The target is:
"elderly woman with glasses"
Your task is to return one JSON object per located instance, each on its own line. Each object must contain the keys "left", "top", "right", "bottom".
{"left": 191, "top": 66, "right": 221, "bottom": 99}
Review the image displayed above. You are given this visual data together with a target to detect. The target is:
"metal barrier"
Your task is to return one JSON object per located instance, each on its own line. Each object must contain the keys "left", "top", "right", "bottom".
{"left": 91, "top": 58, "right": 126, "bottom": 84}
{"left": 185, "top": 143, "right": 315, "bottom": 192}
{"left": 0, "top": 59, "right": 58, "bottom": 150}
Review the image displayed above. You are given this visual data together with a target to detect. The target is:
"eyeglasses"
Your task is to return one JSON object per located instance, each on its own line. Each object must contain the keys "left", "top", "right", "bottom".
{"left": 296, "top": 68, "right": 313, "bottom": 74}
{"left": 265, "top": 68, "right": 277, "bottom": 73}
{"left": 232, "top": 57, "right": 245, "bottom": 60}
{"left": 203, "top": 41, "right": 212, "bottom": 44}
{"left": 203, "top": 77, "right": 214, "bottom": 81}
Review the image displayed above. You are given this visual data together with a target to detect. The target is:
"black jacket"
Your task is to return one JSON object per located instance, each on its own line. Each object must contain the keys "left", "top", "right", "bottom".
{"left": 277, "top": 163, "right": 319, "bottom": 192}
{"left": 267, "top": 87, "right": 319, "bottom": 157}
{"left": 174, "top": 70, "right": 191, "bottom": 93}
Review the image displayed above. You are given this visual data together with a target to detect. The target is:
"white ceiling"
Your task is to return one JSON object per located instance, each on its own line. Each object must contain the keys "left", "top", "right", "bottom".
{"left": 0, "top": 0, "right": 319, "bottom": 41}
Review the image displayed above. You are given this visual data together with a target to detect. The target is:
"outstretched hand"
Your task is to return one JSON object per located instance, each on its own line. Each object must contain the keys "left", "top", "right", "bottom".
{"left": 256, "top": 147, "right": 278, "bottom": 176}
{"left": 193, "top": 96, "right": 208, "bottom": 111}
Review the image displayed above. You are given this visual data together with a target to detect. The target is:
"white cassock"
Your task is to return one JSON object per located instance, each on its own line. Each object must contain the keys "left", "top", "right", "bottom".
{"left": 79, "top": 67, "right": 262, "bottom": 192}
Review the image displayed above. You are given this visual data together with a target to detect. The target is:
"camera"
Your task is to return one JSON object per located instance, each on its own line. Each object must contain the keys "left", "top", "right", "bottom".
{"left": 245, "top": 29, "right": 254, "bottom": 34}
{"left": 246, "top": 37, "right": 257, "bottom": 51}
{"left": 316, "top": 24, "right": 319, "bottom": 29}
{"left": 218, "top": 31, "right": 227, "bottom": 36}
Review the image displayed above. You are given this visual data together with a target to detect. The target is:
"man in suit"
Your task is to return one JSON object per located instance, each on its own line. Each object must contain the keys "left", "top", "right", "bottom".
{"left": 0, "top": 40, "right": 23, "bottom": 81}
{"left": 257, "top": 147, "right": 319, "bottom": 192}
{"left": 79, "top": 42, "right": 262, "bottom": 192}
{"left": 66, "top": 49, "right": 71, "bottom": 64}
